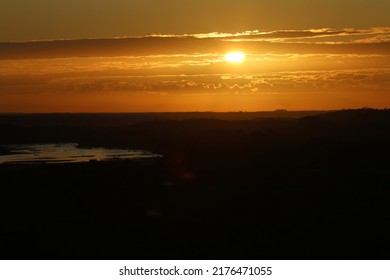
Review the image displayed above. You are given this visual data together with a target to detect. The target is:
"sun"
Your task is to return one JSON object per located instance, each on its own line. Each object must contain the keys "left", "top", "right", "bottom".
{"left": 225, "top": 52, "right": 245, "bottom": 63}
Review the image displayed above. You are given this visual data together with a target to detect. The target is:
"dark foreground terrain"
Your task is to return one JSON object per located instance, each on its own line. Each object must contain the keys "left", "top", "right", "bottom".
{"left": 1, "top": 109, "right": 390, "bottom": 259}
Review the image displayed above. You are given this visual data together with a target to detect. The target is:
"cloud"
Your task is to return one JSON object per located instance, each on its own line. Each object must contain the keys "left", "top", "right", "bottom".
{"left": 353, "top": 35, "right": 390, "bottom": 44}
{"left": 1, "top": 27, "right": 390, "bottom": 60}
{"left": 3, "top": 67, "right": 388, "bottom": 97}
{"left": 149, "top": 27, "right": 390, "bottom": 45}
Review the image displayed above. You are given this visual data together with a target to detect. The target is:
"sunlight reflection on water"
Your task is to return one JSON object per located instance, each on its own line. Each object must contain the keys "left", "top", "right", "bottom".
{"left": 0, "top": 143, "right": 161, "bottom": 164}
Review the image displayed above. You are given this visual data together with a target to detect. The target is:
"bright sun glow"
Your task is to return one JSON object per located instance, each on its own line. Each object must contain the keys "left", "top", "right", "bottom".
{"left": 225, "top": 52, "right": 245, "bottom": 63}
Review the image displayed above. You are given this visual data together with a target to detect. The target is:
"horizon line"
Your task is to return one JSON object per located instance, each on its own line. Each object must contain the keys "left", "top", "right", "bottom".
{"left": 0, "top": 108, "right": 385, "bottom": 115}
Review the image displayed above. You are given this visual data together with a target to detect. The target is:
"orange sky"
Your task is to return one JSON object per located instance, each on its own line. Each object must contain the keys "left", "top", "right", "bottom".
{"left": 1, "top": 28, "right": 390, "bottom": 112}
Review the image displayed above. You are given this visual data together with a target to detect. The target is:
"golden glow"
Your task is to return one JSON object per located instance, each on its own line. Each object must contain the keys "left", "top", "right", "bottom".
{"left": 225, "top": 52, "right": 245, "bottom": 63}
{"left": 1, "top": 32, "right": 390, "bottom": 112}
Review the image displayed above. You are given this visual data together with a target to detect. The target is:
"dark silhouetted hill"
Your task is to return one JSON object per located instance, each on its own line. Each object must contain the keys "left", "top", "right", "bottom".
{"left": 0, "top": 109, "right": 389, "bottom": 259}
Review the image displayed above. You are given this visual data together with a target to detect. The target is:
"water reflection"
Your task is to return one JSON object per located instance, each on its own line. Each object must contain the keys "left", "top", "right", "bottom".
{"left": 0, "top": 143, "right": 161, "bottom": 164}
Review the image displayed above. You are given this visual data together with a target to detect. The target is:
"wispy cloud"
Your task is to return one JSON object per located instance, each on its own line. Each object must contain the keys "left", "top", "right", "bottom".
{"left": 2, "top": 67, "right": 388, "bottom": 96}
{"left": 149, "top": 27, "right": 390, "bottom": 44}
{"left": 1, "top": 27, "right": 390, "bottom": 60}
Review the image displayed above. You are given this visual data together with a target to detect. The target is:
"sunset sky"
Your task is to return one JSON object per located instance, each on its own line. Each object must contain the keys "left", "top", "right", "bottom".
{"left": 0, "top": 0, "right": 389, "bottom": 112}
